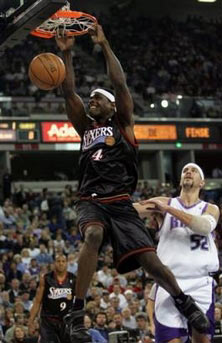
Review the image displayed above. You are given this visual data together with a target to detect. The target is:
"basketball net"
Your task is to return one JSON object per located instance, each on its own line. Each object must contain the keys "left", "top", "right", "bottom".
{"left": 31, "top": 1, "right": 97, "bottom": 38}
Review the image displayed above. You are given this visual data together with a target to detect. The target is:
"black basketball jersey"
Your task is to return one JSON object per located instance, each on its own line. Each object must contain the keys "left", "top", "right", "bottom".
{"left": 78, "top": 117, "right": 138, "bottom": 197}
{"left": 41, "top": 271, "right": 75, "bottom": 319}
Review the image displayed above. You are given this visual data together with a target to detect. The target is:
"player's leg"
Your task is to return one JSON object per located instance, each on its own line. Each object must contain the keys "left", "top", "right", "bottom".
{"left": 64, "top": 223, "right": 104, "bottom": 343}
{"left": 137, "top": 252, "right": 209, "bottom": 334}
{"left": 137, "top": 251, "right": 181, "bottom": 295}
{"left": 76, "top": 223, "right": 104, "bottom": 298}
{"left": 39, "top": 319, "right": 61, "bottom": 343}
{"left": 191, "top": 330, "right": 210, "bottom": 343}
{"left": 154, "top": 285, "right": 190, "bottom": 343}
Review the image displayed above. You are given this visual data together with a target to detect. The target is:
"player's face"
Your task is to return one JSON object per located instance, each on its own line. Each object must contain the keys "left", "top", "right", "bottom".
{"left": 88, "top": 93, "right": 115, "bottom": 121}
{"left": 180, "top": 166, "right": 204, "bottom": 190}
{"left": 54, "top": 256, "right": 67, "bottom": 273}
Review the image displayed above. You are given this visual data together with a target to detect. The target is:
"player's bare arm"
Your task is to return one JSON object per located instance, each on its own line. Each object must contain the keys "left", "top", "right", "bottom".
{"left": 89, "top": 24, "right": 135, "bottom": 141}
{"left": 28, "top": 274, "right": 45, "bottom": 330}
{"left": 146, "top": 198, "right": 219, "bottom": 236}
{"left": 133, "top": 196, "right": 169, "bottom": 230}
{"left": 55, "top": 35, "right": 89, "bottom": 136}
{"left": 134, "top": 196, "right": 169, "bottom": 216}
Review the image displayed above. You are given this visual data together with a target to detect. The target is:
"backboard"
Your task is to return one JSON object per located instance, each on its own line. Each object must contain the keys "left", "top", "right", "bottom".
{"left": 0, "top": 0, "right": 66, "bottom": 54}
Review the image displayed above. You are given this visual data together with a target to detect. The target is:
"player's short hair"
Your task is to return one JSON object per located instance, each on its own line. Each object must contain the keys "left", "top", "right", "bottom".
{"left": 55, "top": 253, "right": 67, "bottom": 261}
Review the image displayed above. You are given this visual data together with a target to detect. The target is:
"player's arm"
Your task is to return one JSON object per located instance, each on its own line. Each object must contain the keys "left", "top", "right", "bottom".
{"left": 146, "top": 199, "right": 220, "bottom": 236}
{"left": 146, "top": 283, "right": 157, "bottom": 337}
{"left": 133, "top": 196, "right": 169, "bottom": 218}
{"left": 55, "top": 35, "right": 88, "bottom": 137}
{"left": 28, "top": 274, "right": 45, "bottom": 329}
{"left": 89, "top": 25, "right": 135, "bottom": 141}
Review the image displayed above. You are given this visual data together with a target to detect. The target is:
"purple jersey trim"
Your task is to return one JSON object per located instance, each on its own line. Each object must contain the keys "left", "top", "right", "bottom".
{"left": 201, "top": 202, "right": 208, "bottom": 214}
{"left": 154, "top": 315, "right": 188, "bottom": 343}
{"left": 206, "top": 279, "right": 216, "bottom": 339}
{"left": 176, "top": 197, "right": 202, "bottom": 209}
{"left": 155, "top": 279, "right": 215, "bottom": 342}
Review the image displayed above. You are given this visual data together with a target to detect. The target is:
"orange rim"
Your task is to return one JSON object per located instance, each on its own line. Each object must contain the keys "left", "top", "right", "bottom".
{"left": 30, "top": 10, "right": 97, "bottom": 39}
{"left": 52, "top": 11, "right": 96, "bottom": 20}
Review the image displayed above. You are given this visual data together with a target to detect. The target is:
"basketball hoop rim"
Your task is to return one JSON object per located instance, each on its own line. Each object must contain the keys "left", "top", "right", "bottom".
{"left": 52, "top": 10, "right": 96, "bottom": 20}
{"left": 30, "top": 10, "right": 97, "bottom": 39}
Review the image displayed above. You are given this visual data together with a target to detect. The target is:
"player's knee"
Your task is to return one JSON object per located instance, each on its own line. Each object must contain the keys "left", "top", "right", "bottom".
{"left": 84, "top": 225, "right": 103, "bottom": 249}
{"left": 137, "top": 252, "right": 168, "bottom": 276}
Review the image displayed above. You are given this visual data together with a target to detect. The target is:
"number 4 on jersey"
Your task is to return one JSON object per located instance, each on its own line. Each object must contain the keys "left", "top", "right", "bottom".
{"left": 91, "top": 149, "right": 103, "bottom": 161}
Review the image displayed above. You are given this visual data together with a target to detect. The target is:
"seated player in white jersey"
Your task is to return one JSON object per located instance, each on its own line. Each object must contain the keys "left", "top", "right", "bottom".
{"left": 134, "top": 163, "right": 220, "bottom": 343}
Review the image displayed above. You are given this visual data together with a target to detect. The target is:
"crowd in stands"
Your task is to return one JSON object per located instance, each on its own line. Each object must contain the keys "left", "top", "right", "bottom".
{"left": 0, "top": 182, "right": 220, "bottom": 342}
{"left": 1, "top": 7, "right": 222, "bottom": 117}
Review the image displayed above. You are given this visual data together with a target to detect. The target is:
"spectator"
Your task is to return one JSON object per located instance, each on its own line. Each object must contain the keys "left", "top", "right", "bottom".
{"left": 67, "top": 253, "right": 78, "bottom": 275}
{"left": 6, "top": 264, "right": 22, "bottom": 283}
{"left": 214, "top": 306, "right": 222, "bottom": 336}
{"left": 2, "top": 169, "right": 12, "bottom": 200}
{"left": 94, "top": 312, "right": 109, "bottom": 342}
{"left": 8, "top": 279, "right": 20, "bottom": 304}
{"left": 109, "top": 285, "right": 127, "bottom": 309}
{"left": 97, "top": 264, "right": 111, "bottom": 287}
{"left": 28, "top": 259, "right": 40, "bottom": 277}
{"left": 35, "top": 244, "right": 53, "bottom": 266}
{"left": 100, "top": 290, "right": 111, "bottom": 310}
{"left": 9, "top": 326, "right": 35, "bottom": 343}
{"left": 84, "top": 314, "right": 107, "bottom": 343}
{"left": 134, "top": 312, "right": 151, "bottom": 342}
{"left": 121, "top": 307, "right": 137, "bottom": 329}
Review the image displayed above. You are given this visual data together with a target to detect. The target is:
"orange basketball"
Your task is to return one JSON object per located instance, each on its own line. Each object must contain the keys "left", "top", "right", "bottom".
{"left": 28, "top": 53, "right": 66, "bottom": 90}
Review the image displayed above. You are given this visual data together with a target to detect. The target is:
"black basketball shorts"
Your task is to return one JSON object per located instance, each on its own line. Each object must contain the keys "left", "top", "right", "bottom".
{"left": 39, "top": 317, "right": 70, "bottom": 343}
{"left": 76, "top": 198, "right": 155, "bottom": 274}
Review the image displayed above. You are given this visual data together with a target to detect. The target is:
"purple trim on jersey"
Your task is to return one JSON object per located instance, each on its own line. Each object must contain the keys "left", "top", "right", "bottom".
{"left": 154, "top": 314, "right": 188, "bottom": 343}
{"left": 154, "top": 280, "right": 215, "bottom": 342}
{"left": 205, "top": 279, "right": 216, "bottom": 339}
{"left": 176, "top": 197, "right": 202, "bottom": 209}
{"left": 158, "top": 198, "right": 171, "bottom": 232}
{"left": 201, "top": 202, "right": 208, "bottom": 214}
{"left": 154, "top": 283, "right": 158, "bottom": 300}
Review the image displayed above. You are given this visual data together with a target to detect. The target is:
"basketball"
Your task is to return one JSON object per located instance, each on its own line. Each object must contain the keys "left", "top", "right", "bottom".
{"left": 28, "top": 53, "right": 66, "bottom": 90}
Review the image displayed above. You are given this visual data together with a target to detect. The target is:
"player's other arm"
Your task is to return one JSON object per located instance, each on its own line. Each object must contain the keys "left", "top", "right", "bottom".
{"left": 28, "top": 274, "right": 45, "bottom": 330}
{"left": 89, "top": 25, "right": 134, "bottom": 141}
{"left": 56, "top": 36, "right": 88, "bottom": 137}
{"left": 146, "top": 199, "right": 219, "bottom": 236}
{"left": 133, "top": 196, "right": 169, "bottom": 218}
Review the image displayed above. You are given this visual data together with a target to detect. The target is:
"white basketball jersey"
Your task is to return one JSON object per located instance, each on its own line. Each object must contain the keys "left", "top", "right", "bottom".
{"left": 157, "top": 197, "right": 219, "bottom": 278}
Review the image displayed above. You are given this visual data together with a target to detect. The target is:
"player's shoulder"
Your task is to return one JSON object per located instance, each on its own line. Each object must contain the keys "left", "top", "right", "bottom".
{"left": 41, "top": 271, "right": 52, "bottom": 281}
{"left": 203, "top": 202, "right": 220, "bottom": 221}
{"left": 67, "top": 271, "right": 76, "bottom": 279}
{"left": 205, "top": 202, "right": 220, "bottom": 213}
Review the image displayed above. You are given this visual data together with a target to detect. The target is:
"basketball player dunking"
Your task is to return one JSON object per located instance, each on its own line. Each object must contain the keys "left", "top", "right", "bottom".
{"left": 28, "top": 254, "right": 76, "bottom": 343}
{"left": 56, "top": 25, "right": 210, "bottom": 343}
{"left": 135, "top": 163, "right": 219, "bottom": 343}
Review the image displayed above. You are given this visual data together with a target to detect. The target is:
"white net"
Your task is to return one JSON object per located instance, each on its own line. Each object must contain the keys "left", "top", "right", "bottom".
{"left": 33, "top": 1, "right": 96, "bottom": 36}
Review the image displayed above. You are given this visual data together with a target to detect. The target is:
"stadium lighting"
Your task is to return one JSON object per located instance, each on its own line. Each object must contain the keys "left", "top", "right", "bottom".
{"left": 197, "top": 0, "right": 216, "bottom": 2}
{"left": 161, "top": 100, "right": 168, "bottom": 108}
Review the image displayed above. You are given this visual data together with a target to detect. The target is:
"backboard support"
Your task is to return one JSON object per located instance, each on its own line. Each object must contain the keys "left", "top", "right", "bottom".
{"left": 0, "top": 0, "right": 67, "bottom": 54}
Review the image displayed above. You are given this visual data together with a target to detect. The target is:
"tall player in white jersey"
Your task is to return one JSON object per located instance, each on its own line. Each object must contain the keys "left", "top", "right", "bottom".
{"left": 135, "top": 163, "right": 220, "bottom": 343}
